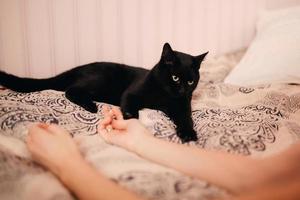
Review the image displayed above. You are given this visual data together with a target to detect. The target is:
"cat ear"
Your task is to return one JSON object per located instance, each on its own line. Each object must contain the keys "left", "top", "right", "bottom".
{"left": 161, "top": 43, "right": 175, "bottom": 65}
{"left": 194, "top": 51, "right": 209, "bottom": 70}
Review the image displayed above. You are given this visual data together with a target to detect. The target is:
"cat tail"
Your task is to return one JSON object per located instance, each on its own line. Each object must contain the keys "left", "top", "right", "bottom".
{"left": 0, "top": 70, "right": 70, "bottom": 92}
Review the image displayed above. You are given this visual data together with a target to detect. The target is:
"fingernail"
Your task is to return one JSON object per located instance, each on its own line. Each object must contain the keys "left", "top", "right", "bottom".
{"left": 38, "top": 123, "right": 50, "bottom": 129}
{"left": 99, "top": 125, "right": 105, "bottom": 130}
{"left": 106, "top": 125, "right": 112, "bottom": 132}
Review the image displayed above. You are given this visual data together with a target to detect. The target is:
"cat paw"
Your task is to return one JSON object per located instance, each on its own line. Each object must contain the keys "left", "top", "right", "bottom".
{"left": 181, "top": 134, "right": 198, "bottom": 143}
{"left": 123, "top": 112, "right": 133, "bottom": 119}
{"left": 84, "top": 104, "right": 98, "bottom": 113}
{"left": 178, "top": 130, "right": 198, "bottom": 143}
{"left": 122, "top": 111, "right": 138, "bottom": 119}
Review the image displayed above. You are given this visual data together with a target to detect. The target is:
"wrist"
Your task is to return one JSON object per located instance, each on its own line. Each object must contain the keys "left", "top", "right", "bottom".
{"left": 130, "top": 132, "right": 155, "bottom": 155}
{"left": 57, "top": 156, "right": 87, "bottom": 183}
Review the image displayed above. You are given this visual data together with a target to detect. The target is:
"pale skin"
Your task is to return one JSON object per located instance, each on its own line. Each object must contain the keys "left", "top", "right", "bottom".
{"left": 26, "top": 106, "right": 300, "bottom": 200}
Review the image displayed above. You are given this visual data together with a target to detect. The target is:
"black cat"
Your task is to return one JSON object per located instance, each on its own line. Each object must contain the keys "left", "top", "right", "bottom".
{"left": 0, "top": 43, "right": 208, "bottom": 143}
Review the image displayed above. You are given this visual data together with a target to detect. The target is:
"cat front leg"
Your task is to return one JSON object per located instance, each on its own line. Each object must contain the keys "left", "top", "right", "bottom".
{"left": 167, "top": 103, "right": 198, "bottom": 143}
{"left": 120, "top": 92, "right": 140, "bottom": 119}
{"left": 173, "top": 114, "right": 198, "bottom": 143}
{"left": 177, "top": 124, "right": 198, "bottom": 143}
{"left": 65, "top": 86, "right": 98, "bottom": 113}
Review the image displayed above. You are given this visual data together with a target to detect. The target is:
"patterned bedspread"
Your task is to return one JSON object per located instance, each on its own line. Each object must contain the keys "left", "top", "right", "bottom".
{"left": 1, "top": 50, "right": 300, "bottom": 200}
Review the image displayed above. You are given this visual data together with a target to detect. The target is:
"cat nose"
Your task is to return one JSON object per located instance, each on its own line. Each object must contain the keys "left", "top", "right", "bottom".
{"left": 179, "top": 88, "right": 185, "bottom": 95}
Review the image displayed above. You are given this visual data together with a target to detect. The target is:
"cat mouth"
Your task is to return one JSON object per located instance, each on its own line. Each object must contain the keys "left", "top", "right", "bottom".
{"left": 169, "top": 90, "right": 186, "bottom": 98}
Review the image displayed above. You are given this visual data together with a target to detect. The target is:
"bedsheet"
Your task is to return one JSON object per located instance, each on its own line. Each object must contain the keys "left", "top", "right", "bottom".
{"left": 1, "top": 50, "right": 299, "bottom": 200}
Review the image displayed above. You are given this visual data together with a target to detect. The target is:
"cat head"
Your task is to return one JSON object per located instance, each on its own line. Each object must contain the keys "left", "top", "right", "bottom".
{"left": 153, "top": 43, "right": 208, "bottom": 98}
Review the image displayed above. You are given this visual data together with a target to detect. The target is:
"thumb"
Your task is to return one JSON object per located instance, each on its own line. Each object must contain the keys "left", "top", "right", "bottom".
{"left": 111, "top": 119, "right": 127, "bottom": 130}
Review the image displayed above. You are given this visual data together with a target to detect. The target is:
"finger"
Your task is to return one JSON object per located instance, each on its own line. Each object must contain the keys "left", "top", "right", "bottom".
{"left": 102, "top": 104, "right": 110, "bottom": 116}
{"left": 27, "top": 125, "right": 52, "bottom": 148}
{"left": 28, "top": 124, "right": 49, "bottom": 136}
{"left": 26, "top": 136, "right": 37, "bottom": 155}
{"left": 108, "top": 109, "right": 114, "bottom": 118}
{"left": 101, "top": 114, "right": 113, "bottom": 124}
{"left": 37, "top": 123, "right": 51, "bottom": 130}
{"left": 26, "top": 138, "right": 35, "bottom": 155}
{"left": 97, "top": 119, "right": 107, "bottom": 133}
{"left": 26, "top": 134, "right": 32, "bottom": 146}
{"left": 28, "top": 123, "right": 42, "bottom": 134}
{"left": 112, "top": 106, "right": 123, "bottom": 120}
{"left": 106, "top": 125, "right": 113, "bottom": 132}
{"left": 98, "top": 127, "right": 112, "bottom": 144}
{"left": 97, "top": 123, "right": 105, "bottom": 133}
{"left": 97, "top": 121, "right": 113, "bottom": 135}
{"left": 98, "top": 116, "right": 112, "bottom": 130}
{"left": 46, "top": 124, "right": 69, "bottom": 136}
{"left": 29, "top": 123, "right": 54, "bottom": 137}
{"left": 111, "top": 119, "right": 127, "bottom": 130}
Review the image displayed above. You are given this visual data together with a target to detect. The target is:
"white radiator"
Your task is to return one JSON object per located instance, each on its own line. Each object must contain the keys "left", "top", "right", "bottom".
{"left": 0, "top": 0, "right": 299, "bottom": 77}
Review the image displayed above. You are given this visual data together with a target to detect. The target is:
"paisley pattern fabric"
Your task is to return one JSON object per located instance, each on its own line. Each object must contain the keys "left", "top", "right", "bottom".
{"left": 1, "top": 50, "right": 300, "bottom": 200}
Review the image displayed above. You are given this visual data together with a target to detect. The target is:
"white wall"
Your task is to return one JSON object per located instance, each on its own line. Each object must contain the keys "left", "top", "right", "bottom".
{"left": 0, "top": 0, "right": 299, "bottom": 77}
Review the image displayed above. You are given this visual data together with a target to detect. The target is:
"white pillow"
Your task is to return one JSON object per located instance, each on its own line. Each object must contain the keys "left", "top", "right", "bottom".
{"left": 224, "top": 6, "right": 300, "bottom": 86}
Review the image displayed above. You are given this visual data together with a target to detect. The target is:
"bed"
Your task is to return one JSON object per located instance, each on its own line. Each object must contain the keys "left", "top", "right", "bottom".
{"left": 1, "top": 49, "right": 299, "bottom": 200}
{"left": 1, "top": 5, "right": 300, "bottom": 200}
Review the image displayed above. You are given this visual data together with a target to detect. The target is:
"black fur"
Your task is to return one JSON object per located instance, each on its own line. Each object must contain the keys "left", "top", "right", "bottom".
{"left": 0, "top": 43, "right": 208, "bottom": 142}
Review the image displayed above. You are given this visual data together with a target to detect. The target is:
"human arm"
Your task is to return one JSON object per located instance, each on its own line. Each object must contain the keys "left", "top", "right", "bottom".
{"left": 98, "top": 106, "right": 265, "bottom": 194}
{"left": 26, "top": 123, "right": 144, "bottom": 200}
{"left": 230, "top": 179, "right": 300, "bottom": 200}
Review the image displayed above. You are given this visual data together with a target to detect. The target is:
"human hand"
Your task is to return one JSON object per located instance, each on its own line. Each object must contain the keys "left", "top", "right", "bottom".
{"left": 26, "top": 123, "right": 83, "bottom": 177}
{"left": 98, "top": 105, "right": 152, "bottom": 152}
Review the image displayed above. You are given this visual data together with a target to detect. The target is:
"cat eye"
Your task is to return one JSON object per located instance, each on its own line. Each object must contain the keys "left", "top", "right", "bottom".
{"left": 188, "top": 80, "right": 194, "bottom": 85}
{"left": 172, "top": 75, "right": 180, "bottom": 82}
